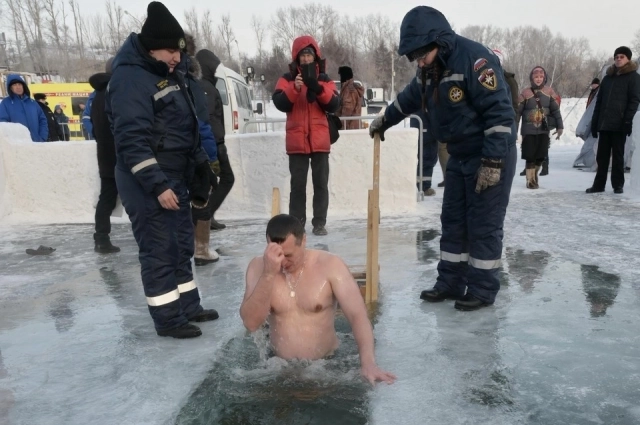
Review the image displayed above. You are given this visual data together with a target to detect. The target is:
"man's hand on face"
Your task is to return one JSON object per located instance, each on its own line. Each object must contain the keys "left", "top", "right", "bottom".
{"left": 361, "top": 362, "right": 397, "bottom": 386}
{"left": 263, "top": 243, "right": 285, "bottom": 276}
{"left": 295, "top": 74, "right": 304, "bottom": 92}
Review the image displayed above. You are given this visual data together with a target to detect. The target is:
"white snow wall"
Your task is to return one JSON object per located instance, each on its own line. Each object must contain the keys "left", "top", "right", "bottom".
{"left": 0, "top": 124, "right": 418, "bottom": 224}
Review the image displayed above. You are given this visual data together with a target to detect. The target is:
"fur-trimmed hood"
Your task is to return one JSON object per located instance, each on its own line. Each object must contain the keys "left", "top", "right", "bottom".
{"left": 184, "top": 33, "right": 201, "bottom": 79}
{"left": 606, "top": 60, "right": 638, "bottom": 76}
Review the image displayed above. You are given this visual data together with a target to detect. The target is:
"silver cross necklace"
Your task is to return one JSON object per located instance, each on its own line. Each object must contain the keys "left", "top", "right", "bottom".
{"left": 285, "top": 252, "right": 306, "bottom": 298}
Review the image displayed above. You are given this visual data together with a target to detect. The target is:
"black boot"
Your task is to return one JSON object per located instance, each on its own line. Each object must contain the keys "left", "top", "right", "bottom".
{"left": 540, "top": 161, "right": 549, "bottom": 176}
{"left": 420, "top": 287, "right": 462, "bottom": 302}
{"left": 210, "top": 218, "right": 226, "bottom": 230}
{"left": 454, "top": 293, "right": 492, "bottom": 311}
{"left": 157, "top": 323, "right": 202, "bottom": 338}
{"left": 94, "top": 233, "right": 120, "bottom": 253}
{"left": 188, "top": 308, "right": 219, "bottom": 322}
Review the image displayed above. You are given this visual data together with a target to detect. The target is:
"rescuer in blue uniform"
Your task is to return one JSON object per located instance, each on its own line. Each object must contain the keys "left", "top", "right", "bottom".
{"left": 107, "top": 2, "right": 219, "bottom": 337}
{"left": 370, "top": 6, "right": 517, "bottom": 310}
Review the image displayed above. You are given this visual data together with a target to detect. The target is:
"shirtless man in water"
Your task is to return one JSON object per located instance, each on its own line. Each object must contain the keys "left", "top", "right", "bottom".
{"left": 241, "top": 214, "right": 396, "bottom": 385}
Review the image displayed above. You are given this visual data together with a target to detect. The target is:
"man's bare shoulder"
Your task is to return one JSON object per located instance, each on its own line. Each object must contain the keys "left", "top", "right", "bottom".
{"left": 246, "top": 256, "right": 265, "bottom": 276}
{"left": 311, "top": 250, "right": 346, "bottom": 268}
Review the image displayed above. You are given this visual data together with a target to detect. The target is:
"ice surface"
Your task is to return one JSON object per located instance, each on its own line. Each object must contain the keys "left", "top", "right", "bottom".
{"left": 2, "top": 135, "right": 640, "bottom": 423}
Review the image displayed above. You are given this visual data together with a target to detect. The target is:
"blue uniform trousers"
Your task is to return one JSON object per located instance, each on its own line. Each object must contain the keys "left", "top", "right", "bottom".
{"left": 435, "top": 144, "right": 516, "bottom": 303}
{"left": 116, "top": 167, "right": 203, "bottom": 330}
{"left": 417, "top": 136, "right": 439, "bottom": 191}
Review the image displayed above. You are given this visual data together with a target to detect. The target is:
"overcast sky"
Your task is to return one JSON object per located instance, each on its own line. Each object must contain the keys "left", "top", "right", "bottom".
{"left": 78, "top": 0, "right": 638, "bottom": 58}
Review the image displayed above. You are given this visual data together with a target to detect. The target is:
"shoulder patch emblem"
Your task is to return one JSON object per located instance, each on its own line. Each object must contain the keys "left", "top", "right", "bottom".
{"left": 478, "top": 68, "right": 497, "bottom": 90}
{"left": 473, "top": 58, "right": 488, "bottom": 72}
{"left": 156, "top": 79, "right": 169, "bottom": 90}
{"left": 448, "top": 86, "right": 464, "bottom": 103}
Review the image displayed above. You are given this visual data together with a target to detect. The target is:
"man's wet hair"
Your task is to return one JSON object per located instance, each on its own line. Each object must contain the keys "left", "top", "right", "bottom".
{"left": 266, "top": 214, "right": 305, "bottom": 245}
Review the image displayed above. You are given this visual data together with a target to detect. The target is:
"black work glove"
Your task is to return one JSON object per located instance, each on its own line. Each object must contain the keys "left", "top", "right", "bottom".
{"left": 303, "top": 76, "right": 323, "bottom": 95}
{"left": 190, "top": 161, "right": 212, "bottom": 207}
{"left": 207, "top": 163, "right": 219, "bottom": 190}
{"left": 368, "top": 115, "right": 392, "bottom": 141}
{"left": 623, "top": 121, "right": 632, "bottom": 137}
{"left": 591, "top": 126, "right": 598, "bottom": 139}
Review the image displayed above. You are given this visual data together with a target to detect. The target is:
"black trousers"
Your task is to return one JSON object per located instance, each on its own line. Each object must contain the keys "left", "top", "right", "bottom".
{"left": 521, "top": 134, "right": 549, "bottom": 164}
{"left": 208, "top": 143, "right": 235, "bottom": 217}
{"left": 289, "top": 153, "right": 329, "bottom": 228}
{"left": 593, "top": 131, "right": 627, "bottom": 190}
{"left": 95, "top": 177, "right": 119, "bottom": 236}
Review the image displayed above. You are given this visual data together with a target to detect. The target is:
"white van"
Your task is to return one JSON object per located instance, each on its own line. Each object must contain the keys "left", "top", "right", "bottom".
{"left": 214, "top": 65, "right": 262, "bottom": 134}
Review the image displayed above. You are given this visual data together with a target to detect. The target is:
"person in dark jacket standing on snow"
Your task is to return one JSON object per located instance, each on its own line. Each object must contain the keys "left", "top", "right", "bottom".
{"left": 273, "top": 35, "right": 340, "bottom": 236}
{"left": 90, "top": 57, "right": 120, "bottom": 254}
{"left": 370, "top": 6, "right": 516, "bottom": 311}
{"left": 106, "top": 1, "right": 219, "bottom": 339}
{"left": 53, "top": 105, "right": 70, "bottom": 141}
{"left": 586, "top": 46, "right": 640, "bottom": 194}
{"left": 195, "top": 48, "right": 235, "bottom": 231}
{"left": 34, "top": 93, "right": 63, "bottom": 141}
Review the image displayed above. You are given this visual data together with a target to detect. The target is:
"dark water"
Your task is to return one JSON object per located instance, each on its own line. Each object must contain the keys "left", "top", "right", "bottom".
{"left": 175, "top": 317, "right": 370, "bottom": 425}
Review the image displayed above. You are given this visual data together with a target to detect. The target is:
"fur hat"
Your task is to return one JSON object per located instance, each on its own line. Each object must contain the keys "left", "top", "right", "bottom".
{"left": 34, "top": 93, "right": 47, "bottom": 101}
{"left": 298, "top": 46, "right": 316, "bottom": 59}
{"left": 591, "top": 77, "right": 600, "bottom": 85}
{"left": 614, "top": 46, "right": 632, "bottom": 60}
{"left": 338, "top": 66, "right": 353, "bottom": 84}
{"left": 138, "top": 2, "right": 186, "bottom": 51}
{"left": 406, "top": 43, "right": 437, "bottom": 62}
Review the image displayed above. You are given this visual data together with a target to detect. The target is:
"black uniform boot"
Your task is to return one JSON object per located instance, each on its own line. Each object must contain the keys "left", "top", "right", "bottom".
{"left": 94, "top": 233, "right": 120, "bottom": 253}
{"left": 454, "top": 294, "right": 492, "bottom": 311}
{"left": 189, "top": 309, "right": 220, "bottom": 322}
{"left": 210, "top": 218, "right": 226, "bottom": 230}
{"left": 519, "top": 168, "right": 526, "bottom": 176}
{"left": 420, "top": 287, "right": 462, "bottom": 302}
{"left": 157, "top": 323, "right": 202, "bottom": 339}
{"left": 540, "top": 160, "right": 549, "bottom": 176}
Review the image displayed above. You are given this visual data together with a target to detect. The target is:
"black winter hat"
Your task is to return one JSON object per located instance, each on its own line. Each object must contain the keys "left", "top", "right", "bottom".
{"left": 614, "top": 46, "right": 632, "bottom": 60}
{"left": 298, "top": 46, "right": 316, "bottom": 59}
{"left": 34, "top": 93, "right": 47, "bottom": 101}
{"left": 338, "top": 66, "right": 353, "bottom": 83}
{"left": 591, "top": 77, "right": 600, "bottom": 85}
{"left": 138, "top": 2, "right": 186, "bottom": 51}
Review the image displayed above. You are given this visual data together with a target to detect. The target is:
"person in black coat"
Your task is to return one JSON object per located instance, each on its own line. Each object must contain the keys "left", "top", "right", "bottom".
{"left": 89, "top": 57, "right": 120, "bottom": 253}
{"left": 587, "top": 46, "right": 640, "bottom": 194}
{"left": 195, "top": 49, "right": 235, "bottom": 230}
{"left": 34, "top": 93, "right": 63, "bottom": 141}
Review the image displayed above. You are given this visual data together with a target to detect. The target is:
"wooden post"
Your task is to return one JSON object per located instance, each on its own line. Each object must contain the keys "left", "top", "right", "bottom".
{"left": 365, "top": 134, "right": 381, "bottom": 303}
{"left": 271, "top": 187, "right": 280, "bottom": 217}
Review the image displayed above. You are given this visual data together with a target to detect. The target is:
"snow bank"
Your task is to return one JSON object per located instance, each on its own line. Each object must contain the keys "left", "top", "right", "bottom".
{"left": 0, "top": 123, "right": 418, "bottom": 224}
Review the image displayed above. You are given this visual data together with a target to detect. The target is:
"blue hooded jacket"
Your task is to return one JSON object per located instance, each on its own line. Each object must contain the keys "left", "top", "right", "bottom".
{"left": 385, "top": 6, "right": 515, "bottom": 160}
{"left": 83, "top": 91, "right": 95, "bottom": 139}
{"left": 0, "top": 74, "right": 48, "bottom": 142}
{"left": 106, "top": 33, "right": 209, "bottom": 196}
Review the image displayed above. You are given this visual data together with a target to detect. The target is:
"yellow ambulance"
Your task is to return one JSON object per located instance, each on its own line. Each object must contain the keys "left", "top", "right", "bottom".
{"left": 28, "top": 82, "right": 93, "bottom": 141}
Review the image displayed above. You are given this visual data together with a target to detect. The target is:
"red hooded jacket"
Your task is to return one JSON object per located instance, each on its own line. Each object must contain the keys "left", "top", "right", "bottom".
{"left": 272, "top": 36, "right": 339, "bottom": 154}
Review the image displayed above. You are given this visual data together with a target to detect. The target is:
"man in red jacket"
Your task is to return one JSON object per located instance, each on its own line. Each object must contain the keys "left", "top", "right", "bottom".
{"left": 272, "top": 36, "right": 340, "bottom": 236}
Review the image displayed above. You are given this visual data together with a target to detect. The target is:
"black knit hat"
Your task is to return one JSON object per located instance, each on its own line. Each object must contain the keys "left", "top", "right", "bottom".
{"left": 338, "top": 66, "right": 353, "bottom": 84}
{"left": 614, "top": 46, "right": 632, "bottom": 60}
{"left": 298, "top": 46, "right": 316, "bottom": 59}
{"left": 34, "top": 93, "right": 47, "bottom": 101}
{"left": 138, "top": 2, "right": 186, "bottom": 51}
{"left": 591, "top": 77, "right": 600, "bottom": 85}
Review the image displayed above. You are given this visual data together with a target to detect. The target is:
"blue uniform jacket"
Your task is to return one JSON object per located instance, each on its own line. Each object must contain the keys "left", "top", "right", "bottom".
{"left": 190, "top": 78, "right": 218, "bottom": 162}
{"left": 386, "top": 6, "right": 515, "bottom": 160}
{"left": 83, "top": 91, "right": 95, "bottom": 139}
{"left": 0, "top": 74, "right": 48, "bottom": 142}
{"left": 106, "top": 33, "right": 209, "bottom": 197}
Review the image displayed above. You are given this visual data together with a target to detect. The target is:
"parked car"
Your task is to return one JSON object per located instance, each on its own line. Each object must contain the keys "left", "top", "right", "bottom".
{"left": 215, "top": 65, "right": 262, "bottom": 134}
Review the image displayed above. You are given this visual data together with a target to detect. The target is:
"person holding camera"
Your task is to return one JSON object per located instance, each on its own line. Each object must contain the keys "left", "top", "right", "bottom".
{"left": 106, "top": 2, "right": 219, "bottom": 339}
{"left": 272, "top": 36, "right": 339, "bottom": 236}
{"left": 515, "top": 66, "right": 563, "bottom": 189}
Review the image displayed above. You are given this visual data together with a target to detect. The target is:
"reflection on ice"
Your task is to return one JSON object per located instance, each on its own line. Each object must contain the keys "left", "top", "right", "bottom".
{"left": 580, "top": 264, "right": 621, "bottom": 318}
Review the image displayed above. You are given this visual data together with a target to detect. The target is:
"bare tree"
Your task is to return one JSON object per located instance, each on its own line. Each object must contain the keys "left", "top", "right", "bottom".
{"left": 251, "top": 15, "right": 267, "bottom": 60}
{"left": 69, "top": 0, "right": 85, "bottom": 60}
{"left": 632, "top": 28, "right": 640, "bottom": 57}
{"left": 218, "top": 13, "right": 236, "bottom": 63}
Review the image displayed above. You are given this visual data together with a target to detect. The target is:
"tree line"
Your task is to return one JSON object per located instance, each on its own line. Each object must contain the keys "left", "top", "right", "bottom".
{"left": 0, "top": 1, "right": 636, "bottom": 98}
